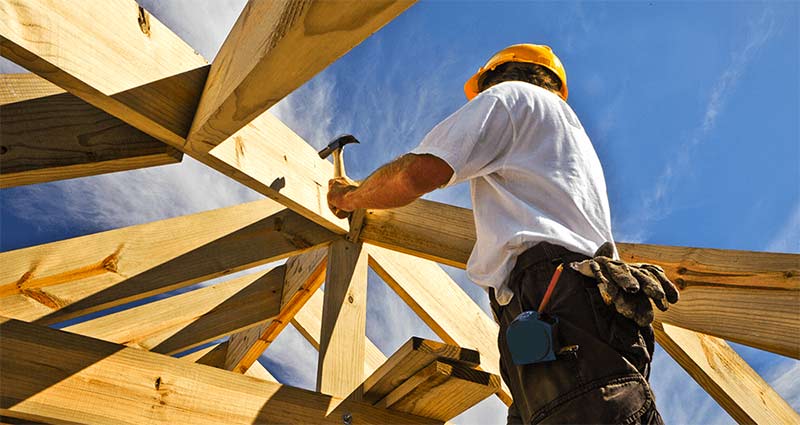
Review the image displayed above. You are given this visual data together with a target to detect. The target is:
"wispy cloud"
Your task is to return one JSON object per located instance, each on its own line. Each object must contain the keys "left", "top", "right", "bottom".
{"left": 766, "top": 201, "right": 800, "bottom": 253}
{"left": 616, "top": 7, "right": 777, "bottom": 241}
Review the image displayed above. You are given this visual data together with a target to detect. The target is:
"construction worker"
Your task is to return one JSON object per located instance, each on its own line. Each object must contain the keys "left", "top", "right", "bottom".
{"left": 327, "top": 44, "right": 677, "bottom": 424}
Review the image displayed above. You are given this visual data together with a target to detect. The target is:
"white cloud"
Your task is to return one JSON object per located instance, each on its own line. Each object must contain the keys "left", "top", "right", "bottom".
{"left": 766, "top": 202, "right": 800, "bottom": 253}
{"left": 616, "top": 7, "right": 777, "bottom": 241}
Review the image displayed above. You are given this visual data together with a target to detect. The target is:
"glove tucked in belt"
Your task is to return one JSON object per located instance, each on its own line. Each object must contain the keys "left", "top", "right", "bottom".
{"left": 569, "top": 242, "right": 680, "bottom": 327}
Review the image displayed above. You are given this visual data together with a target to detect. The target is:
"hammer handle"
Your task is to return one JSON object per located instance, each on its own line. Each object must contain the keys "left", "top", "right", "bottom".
{"left": 332, "top": 149, "right": 346, "bottom": 179}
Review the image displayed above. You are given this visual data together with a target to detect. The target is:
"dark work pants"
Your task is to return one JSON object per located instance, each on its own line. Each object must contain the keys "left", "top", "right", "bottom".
{"left": 490, "top": 242, "right": 664, "bottom": 424}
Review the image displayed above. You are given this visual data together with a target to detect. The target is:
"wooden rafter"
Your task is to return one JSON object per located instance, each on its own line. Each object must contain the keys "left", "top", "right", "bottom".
{"left": 318, "top": 239, "right": 369, "bottom": 400}
{"left": 0, "top": 199, "right": 335, "bottom": 324}
{"left": 62, "top": 267, "right": 285, "bottom": 355}
{"left": 0, "top": 317, "right": 437, "bottom": 425}
{"left": 0, "top": 73, "right": 181, "bottom": 188}
{"left": 179, "top": 342, "right": 279, "bottom": 383}
{"left": 224, "top": 247, "right": 328, "bottom": 374}
{"left": 0, "top": 0, "right": 209, "bottom": 145}
{"left": 1, "top": 0, "right": 416, "bottom": 234}
{"left": 187, "top": 0, "right": 415, "bottom": 154}
{"left": 361, "top": 199, "right": 800, "bottom": 358}
{"left": 654, "top": 322, "right": 799, "bottom": 424}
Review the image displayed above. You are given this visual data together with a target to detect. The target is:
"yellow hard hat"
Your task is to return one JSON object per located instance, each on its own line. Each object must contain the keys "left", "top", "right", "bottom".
{"left": 464, "top": 44, "right": 568, "bottom": 101}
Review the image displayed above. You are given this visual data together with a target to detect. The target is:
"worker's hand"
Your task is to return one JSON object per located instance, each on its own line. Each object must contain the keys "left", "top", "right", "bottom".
{"left": 327, "top": 177, "right": 359, "bottom": 219}
{"left": 569, "top": 242, "right": 680, "bottom": 327}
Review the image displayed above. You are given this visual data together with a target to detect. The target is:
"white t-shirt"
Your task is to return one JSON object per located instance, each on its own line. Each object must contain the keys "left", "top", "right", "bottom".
{"left": 411, "top": 81, "right": 615, "bottom": 306}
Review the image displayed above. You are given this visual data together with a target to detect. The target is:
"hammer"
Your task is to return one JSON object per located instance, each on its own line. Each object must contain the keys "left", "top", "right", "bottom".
{"left": 318, "top": 134, "right": 366, "bottom": 242}
{"left": 318, "top": 134, "right": 359, "bottom": 179}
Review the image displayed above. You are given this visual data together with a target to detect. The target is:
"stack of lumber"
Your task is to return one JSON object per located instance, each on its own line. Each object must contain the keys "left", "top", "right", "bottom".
{"left": 361, "top": 337, "right": 501, "bottom": 421}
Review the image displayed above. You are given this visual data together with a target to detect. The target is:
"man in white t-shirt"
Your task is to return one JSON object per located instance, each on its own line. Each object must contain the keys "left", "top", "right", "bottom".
{"left": 327, "top": 44, "right": 667, "bottom": 424}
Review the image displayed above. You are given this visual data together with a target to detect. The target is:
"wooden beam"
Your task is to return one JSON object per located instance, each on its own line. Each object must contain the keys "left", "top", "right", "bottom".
{"left": 318, "top": 239, "right": 368, "bottom": 399}
{"left": 0, "top": 73, "right": 63, "bottom": 103}
{"left": 224, "top": 247, "right": 328, "bottom": 374}
{"left": 0, "top": 73, "right": 181, "bottom": 188}
{"left": 654, "top": 322, "right": 799, "bottom": 424}
{"left": 0, "top": 199, "right": 336, "bottom": 324}
{"left": 0, "top": 317, "right": 437, "bottom": 425}
{"left": 367, "top": 244, "right": 512, "bottom": 405}
{"left": 0, "top": 0, "right": 208, "bottom": 145}
{"left": 292, "top": 288, "right": 387, "bottom": 379}
{"left": 187, "top": 0, "right": 415, "bottom": 154}
{"left": 362, "top": 337, "right": 480, "bottom": 405}
{"left": 362, "top": 200, "right": 800, "bottom": 358}
{"left": 361, "top": 199, "right": 475, "bottom": 268}
{"left": 377, "top": 361, "right": 500, "bottom": 421}
{"left": 1, "top": 0, "right": 381, "bottom": 233}
{"left": 62, "top": 267, "right": 285, "bottom": 355}
{"left": 620, "top": 244, "right": 800, "bottom": 358}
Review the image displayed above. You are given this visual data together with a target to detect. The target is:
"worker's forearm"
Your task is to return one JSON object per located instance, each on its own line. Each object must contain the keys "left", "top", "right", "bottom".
{"left": 344, "top": 155, "right": 423, "bottom": 210}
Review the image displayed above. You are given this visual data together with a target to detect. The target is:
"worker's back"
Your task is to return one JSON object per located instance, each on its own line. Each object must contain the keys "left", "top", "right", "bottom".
{"left": 414, "top": 80, "right": 615, "bottom": 305}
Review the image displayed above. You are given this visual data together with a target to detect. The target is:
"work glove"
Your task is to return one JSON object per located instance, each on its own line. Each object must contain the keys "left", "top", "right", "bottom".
{"left": 569, "top": 242, "right": 680, "bottom": 327}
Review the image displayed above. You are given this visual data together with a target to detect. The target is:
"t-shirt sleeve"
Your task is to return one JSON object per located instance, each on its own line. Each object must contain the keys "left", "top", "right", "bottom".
{"left": 410, "top": 93, "right": 514, "bottom": 187}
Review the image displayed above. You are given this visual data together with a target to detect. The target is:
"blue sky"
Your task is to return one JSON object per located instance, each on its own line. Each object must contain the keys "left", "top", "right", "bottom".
{"left": 1, "top": 1, "right": 798, "bottom": 423}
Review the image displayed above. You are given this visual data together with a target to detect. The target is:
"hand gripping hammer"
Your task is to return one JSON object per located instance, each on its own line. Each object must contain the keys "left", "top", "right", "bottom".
{"left": 318, "top": 135, "right": 365, "bottom": 241}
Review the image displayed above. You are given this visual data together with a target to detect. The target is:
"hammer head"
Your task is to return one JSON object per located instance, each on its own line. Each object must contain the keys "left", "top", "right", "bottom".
{"left": 318, "top": 134, "right": 360, "bottom": 159}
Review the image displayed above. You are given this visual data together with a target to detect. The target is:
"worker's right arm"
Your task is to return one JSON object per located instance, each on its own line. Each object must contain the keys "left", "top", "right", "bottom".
{"left": 328, "top": 89, "right": 513, "bottom": 215}
{"left": 327, "top": 153, "right": 453, "bottom": 214}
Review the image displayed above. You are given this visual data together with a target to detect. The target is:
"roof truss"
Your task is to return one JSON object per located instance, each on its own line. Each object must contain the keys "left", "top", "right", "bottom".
{"left": 1, "top": 0, "right": 797, "bottom": 423}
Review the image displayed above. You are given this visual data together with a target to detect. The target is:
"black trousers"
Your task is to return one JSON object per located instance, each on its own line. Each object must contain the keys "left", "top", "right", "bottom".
{"left": 490, "top": 242, "right": 664, "bottom": 424}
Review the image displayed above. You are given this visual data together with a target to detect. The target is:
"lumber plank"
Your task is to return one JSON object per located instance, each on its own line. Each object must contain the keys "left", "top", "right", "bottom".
{"left": 361, "top": 199, "right": 476, "bottom": 268}
{"left": 362, "top": 337, "right": 480, "bottom": 405}
{"left": 225, "top": 247, "right": 328, "bottom": 373}
{"left": 0, "top": 317, "right": 437, "bottom": 425}
{"left": 362, "top": 200, "right": 800, "bottom": 357}
{"left": 0, "top": 0, "right": 366, "bottom": 233}
{"left": 63, "top": 267, "right": 284, "bottom": 355}
{"left": 0, "top": 0, "right": 208, "bottom": 145}
{"left": 653, "top": 322, "right": 799, "bottom": 424}
{"left": 367, "top": 244, "right": 512, "bottom": 405}
{"left": 0, "top": 73, "right": 63, "bottom": 104}
{"left": 187, "top": 0, "right": 415, "bottom": 154}
{"left": 377, "top": 361, "right": 500, "bottom": 421}
{"left": 0, "top": 199, "right": 336, "bottom": 324}
{"left": 620, "top": 244, "right": 800, "bottom": 358}
{"left": 318, "top": 239, "right": 369, "bottom": 400}
{"left": 0, "top": 73, "right": 181, "bottom": 188}
{"left": 292, "top": 288, "right": 387, "bottom": 379}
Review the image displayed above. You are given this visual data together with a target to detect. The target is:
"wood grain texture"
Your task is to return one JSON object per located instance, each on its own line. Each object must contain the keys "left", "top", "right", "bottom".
{"left": 318, "top": 239, "right": 369, "bottom": 400}
{"left": 0, "top": 317, "right": 437, "bottom": 425}
{"left": 367, "top": 244, "right": 511, "bottom": 405}
{"left": 187, "top": 0, "right": 415, "bottom": 153}
{"left": 654, "top": 322, "right": 799, "bottom": 424}
{"left": 0, "top": 199, "right": 335, "bottom": 324}
{"left": 225, "top": 246, "right": 329, "bottom": 374}
{"left": 0, "top": 73, "right": 63, "bottom": 104}
{"left": 0, "top": 0, "right": 208, "bottom": 145}
{"left": 619, "top": 244, "right": 800, "bottom": 358}
{"left": 292, "top": 288, "right": 387, "bottom": 379}
{"left": 361, "top": 199, "right": 476, "bottom": 268}
{"left": 377, "top": 361, "right": 500, "bottom": 421}
{"left": 63, "top": 267, "right": 284, "bottom": 355}
{"left": 1, "top": 1, "right": 351, "bottom": 233}
{"left": 362, "top": 199, "right": 800, "bottom": 357}
{"left": 362, "top": 337, "right": 480, "bottom": 405}
{"left": 0, "top": 74, "right": 181, "bottom": 188}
